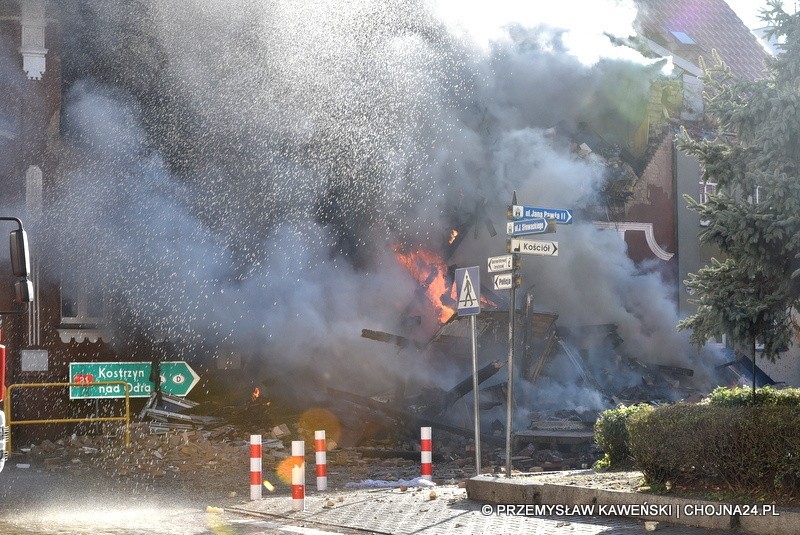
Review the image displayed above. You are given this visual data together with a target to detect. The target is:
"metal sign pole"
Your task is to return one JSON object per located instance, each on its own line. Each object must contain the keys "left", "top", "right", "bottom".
{"left": 505, "top": 192, "right": 518, "bottom": 479}
{"left": 502, "top": 194, "right": 567, "bottom": 478}
{"left": 470, "top": 313, "right": 481, "bottom": 476}
{"left": 455, "top": 266, "right": 482, "bottom": 476}
{"left": 505, "top": 252, "right": 516, "bottom": 478}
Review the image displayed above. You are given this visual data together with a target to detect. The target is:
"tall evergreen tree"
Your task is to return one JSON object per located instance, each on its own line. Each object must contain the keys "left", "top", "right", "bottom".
{"left": 678, "top": 2, "right": 800, "bottom": 359}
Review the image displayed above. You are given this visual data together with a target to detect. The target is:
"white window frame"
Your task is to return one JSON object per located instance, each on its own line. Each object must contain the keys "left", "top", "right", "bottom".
{"left": 699, "top": 180, "right": 717, "bottom": 204}
{"left": 699, "top": 180, "right": 717, "bottom": 226}
{"left": 748, "top": 185, "right": 763, "bottom": 205}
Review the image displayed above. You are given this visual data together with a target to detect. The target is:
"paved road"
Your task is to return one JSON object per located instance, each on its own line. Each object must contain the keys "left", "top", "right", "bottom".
{"left": 0, "top": 463, "right": 738, "bottom": 534}
{"left": 233, "top": 485, "right": 737, "bottom": 535}
{"left": 0, "top": 463, "right": 360, "bottom": 534}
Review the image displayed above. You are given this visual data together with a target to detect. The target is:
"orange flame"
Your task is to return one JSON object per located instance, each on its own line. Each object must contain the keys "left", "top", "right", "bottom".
{"left": 252, "top": 387, "right": 261, "bottom": 402}
{"left": 393, "top": 245, "right": 456, "bottom": 323}
{"left": 448, "top": 229, "right": 459, "bottom": 244}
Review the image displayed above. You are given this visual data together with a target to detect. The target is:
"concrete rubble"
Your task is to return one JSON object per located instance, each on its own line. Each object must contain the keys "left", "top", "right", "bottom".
{"left": 16, "top": 387, "right": 605, "bottom": 491}
{"left": 18, "top": 419, "right": 491, "bottom": 491}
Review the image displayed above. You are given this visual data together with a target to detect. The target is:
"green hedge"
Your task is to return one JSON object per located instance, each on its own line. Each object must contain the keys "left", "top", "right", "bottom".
{"left": 627, "top": 404, "right": 800, "bottom": 497}
{"left": 593, "top": 404, "right": 652, "bottom": 469}
{"left": 701, "top": 385, "right": 800, "bottom": 407}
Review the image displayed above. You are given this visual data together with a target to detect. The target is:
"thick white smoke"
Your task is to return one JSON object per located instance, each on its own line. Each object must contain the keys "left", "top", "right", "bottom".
{"left": 43, "top": 0, "right": 722, "bottom": 409}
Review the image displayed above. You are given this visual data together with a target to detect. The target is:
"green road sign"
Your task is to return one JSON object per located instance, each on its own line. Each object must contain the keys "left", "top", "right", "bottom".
{"left": 68, "top": 361, "right": 200, "bottom": 399}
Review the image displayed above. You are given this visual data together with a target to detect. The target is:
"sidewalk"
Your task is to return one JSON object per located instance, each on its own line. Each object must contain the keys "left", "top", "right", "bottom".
{"left": 230, "top": 484, "right": 722, "bottom": 534}
{"left": 466, "top": 470, "right": 800, "bottom": 535}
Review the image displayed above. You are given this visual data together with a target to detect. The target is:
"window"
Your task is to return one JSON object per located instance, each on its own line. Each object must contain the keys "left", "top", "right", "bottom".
{"left": 699, "top": 181, "right": 717, "bottom": 226}
{"left": 60, "top": 279, "right": 105, "bottom": 326}
{"left": 670, "top": 31, "right": 696, "bottom": 45}
{"left": 699, "top": 181, "right": 717, "bottom": 204}
{"left": 711, "top": 333, "right": 727, "bottom": 349}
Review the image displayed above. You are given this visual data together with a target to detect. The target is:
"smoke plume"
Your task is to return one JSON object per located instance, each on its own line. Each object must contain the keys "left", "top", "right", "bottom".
{"left": 34, "top": 0, "right": 723, "bottom": 409}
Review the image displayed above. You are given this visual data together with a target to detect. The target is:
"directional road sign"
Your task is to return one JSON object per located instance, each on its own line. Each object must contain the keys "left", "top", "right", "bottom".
{"left": 492, "top": 273, "right": 514, "bottom": 290}
{"left": 509, "top": 239, "right": 559, "bottom": 256}
{"left": 69, "top": 361, "right": 200, "bottom": 399}
{"left": 455, "top": 266, "right": 480, "bottom": 316}
{"left": 487, "top": 254, "right": 513, "bottom": 273}
{"left": 506, "top": 217, "right": 554, "bottom": 237}
{"left": 511, "top": 205, "right": 573, "bottom": 224}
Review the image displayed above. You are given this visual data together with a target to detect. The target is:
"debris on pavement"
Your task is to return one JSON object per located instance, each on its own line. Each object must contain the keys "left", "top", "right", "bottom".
{"left": 345, "top": 477, "right": 437, "bottom": 489}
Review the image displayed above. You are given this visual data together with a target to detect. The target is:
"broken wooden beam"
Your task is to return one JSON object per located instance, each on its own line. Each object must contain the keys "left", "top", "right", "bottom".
{"left": 143, "top": 408, "right": 226, "bottom": 427}
{"left": 657, "top": 364, "right": 694, "bottom": 377}
{"left": 361, "top": 329, "right": 422, "bottom": 349}
{"left": 715, "top": 359, "right": 740, "bottom": 370}
{"left": 423, "top": 360, "right": 504, "bottom": 416}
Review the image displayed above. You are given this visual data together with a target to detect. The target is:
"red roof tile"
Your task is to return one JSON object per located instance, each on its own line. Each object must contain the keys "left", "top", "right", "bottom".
{"left": 635, "top": 0, "right": 769, "bottom": 80}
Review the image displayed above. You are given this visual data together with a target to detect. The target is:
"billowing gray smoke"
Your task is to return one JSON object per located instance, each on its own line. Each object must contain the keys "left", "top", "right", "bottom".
{"left": 37, "top": 1, "right": 720, "bottom": 405}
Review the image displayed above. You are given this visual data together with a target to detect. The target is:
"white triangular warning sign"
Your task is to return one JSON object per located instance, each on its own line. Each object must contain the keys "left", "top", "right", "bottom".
{"left": 459, "top": 270, "right": 477, "bottom": 309}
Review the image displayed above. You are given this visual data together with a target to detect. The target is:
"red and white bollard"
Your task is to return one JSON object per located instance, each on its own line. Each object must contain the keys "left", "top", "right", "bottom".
{"left": 315, "top": 430, "right": 327, "bottom": 491}
{"left": 291, "top": 440, "right": 305, "bottom": 510}
{"left": 420, "top": 426, "right": 432, "bottom": 480}
{"left": 250, "top": 434, "right": 262, "bottom": 500}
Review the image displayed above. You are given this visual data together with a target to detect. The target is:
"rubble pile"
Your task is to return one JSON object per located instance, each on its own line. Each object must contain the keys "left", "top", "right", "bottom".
{"left": 20, "top": 390, "right": 296, "bottom": 487}
{"left": 96, "top": 425, "right": 252, "bottom": 484}
{"left": 18, "top": 393, "right": 609, "bottom": 492}
{"left": 23, "top": 424, "right": 270, "bottom": 489}
{"left": 477, "top": 409, "right": 600, "bottom": 472}
{"left": 15, "top": 354, "right": 616, "bottom": 488}
{"left": 20, "top": 425, "right": 487, "bottom": 489}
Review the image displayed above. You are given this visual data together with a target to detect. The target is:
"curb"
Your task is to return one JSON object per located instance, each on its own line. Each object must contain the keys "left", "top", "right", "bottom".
{"left": 466, "top": 475, "right": 800, "bottom": 534}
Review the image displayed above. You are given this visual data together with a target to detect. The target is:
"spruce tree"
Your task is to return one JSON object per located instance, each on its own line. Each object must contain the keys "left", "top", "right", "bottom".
{"left": 678, "top": 2, "right": 800, "bottom": 360}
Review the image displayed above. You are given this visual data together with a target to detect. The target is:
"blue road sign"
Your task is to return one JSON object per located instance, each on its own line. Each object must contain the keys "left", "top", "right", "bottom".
{"left": 506, "top": 217, "right": 550, "bottom": 236}
{"left": 455, "top": 267, "right": 480, "bottom": 316}
{"left": 511, "top": 205, "right": 573, "bottom": 224}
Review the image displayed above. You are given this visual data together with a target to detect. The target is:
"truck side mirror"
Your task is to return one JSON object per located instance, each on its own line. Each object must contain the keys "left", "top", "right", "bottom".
{"left": 14, "top": 280, "right": 33, "bottom": 303}
{"left": 10, "top": 229, "right": 30, "bottom": 278}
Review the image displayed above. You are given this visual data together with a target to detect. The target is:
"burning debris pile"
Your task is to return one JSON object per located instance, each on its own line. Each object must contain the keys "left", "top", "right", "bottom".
{"left": 137, "top": 389, "right": 283, "bottom": 434}
{"left": 342, "top": 284, "right": 723, "bottom": 471}
{"left": 19, "top": 299, "right": 742, "bottom": 485}
{"left": 20, "top": 239, "right": 736, "bottom": 482}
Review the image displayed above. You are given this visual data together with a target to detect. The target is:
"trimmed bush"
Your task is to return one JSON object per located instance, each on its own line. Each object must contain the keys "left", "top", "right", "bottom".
{"left": 593, "top": 404, "right": 652, "bottom": 469}
{"left": 702, "top": 385, "right": 800, "bottom": 407}
{"left": 626, "top": 404, "right": 712, "bottom": 485}
{"left": 626, "top": 403, "right": 800, "bottom": 498}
